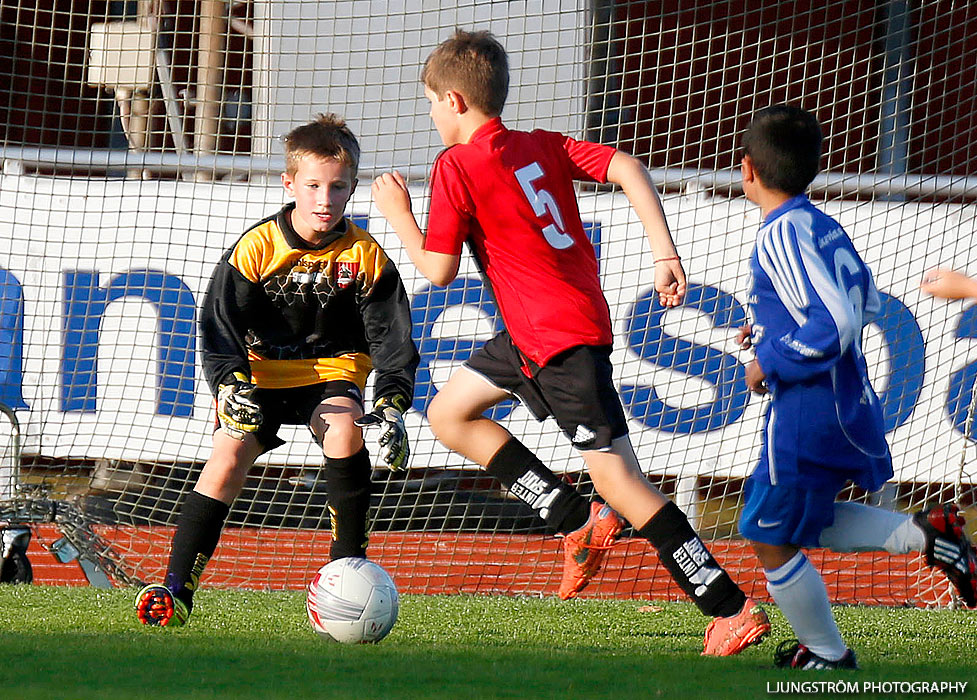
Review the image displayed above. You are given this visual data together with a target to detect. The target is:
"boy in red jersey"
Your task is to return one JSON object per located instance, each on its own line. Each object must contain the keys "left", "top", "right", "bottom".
{"left": 373, "top": 30, "right": 769, "bottom": 655}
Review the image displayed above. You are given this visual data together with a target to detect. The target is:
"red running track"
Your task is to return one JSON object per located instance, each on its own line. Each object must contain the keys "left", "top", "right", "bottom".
{"left": 24, "top": 524, "right": 945, "bottom": 607}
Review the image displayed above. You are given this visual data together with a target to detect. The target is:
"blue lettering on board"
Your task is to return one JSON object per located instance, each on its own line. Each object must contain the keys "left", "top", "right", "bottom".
{"left": 62, "top": 270, "right": 196, "bottom": 415}
{"left": 0, "top": 268, "right": 27, "bottom": 409}
{"left": 621, "top": 283, "right": 749, "bottom": 434}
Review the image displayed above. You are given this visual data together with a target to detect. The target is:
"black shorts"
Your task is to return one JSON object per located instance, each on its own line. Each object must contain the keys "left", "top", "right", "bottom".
{"left": 214, "top": 380, "right": 364, "bottom": 453}
{"left": 463, "top": 331, "right": 628, "bottom": 451}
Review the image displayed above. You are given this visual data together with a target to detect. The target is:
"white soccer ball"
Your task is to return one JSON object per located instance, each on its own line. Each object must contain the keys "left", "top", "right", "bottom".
{"left": 306, "top": 557, "right": 399, "bottom": 643}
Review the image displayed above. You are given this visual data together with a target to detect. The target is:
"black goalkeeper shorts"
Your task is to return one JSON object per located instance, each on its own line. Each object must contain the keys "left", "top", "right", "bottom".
{"left": 213, "top": 380, "right": 364, "bottom": 454}
{"left": 463, "top": 331, "right": 628, "bottom": 451}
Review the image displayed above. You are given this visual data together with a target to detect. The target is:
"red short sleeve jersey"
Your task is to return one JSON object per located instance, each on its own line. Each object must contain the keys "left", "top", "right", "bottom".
{"left": 424, "top": 118, "right": 616, "bottom": 367}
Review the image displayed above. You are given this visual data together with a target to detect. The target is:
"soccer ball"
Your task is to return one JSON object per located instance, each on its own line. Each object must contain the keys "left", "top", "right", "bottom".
{"left": 306, "top": 557, "right": 399, "bottom": 643}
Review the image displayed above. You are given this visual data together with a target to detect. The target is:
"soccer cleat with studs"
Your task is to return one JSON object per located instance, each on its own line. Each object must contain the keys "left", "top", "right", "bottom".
{"left": 135, "top": 584, "right": 190, "bottom": 627}
{"left": 702, "top": 598, "right": 771, "bottom": 656}
{"left": 558, "top": 501, "right": 624, "bottom": 600}
{"left": 774, "top": 640, "right": 858, "bottom": 670}
{"left": 913, "top": 504, "right": 977, "bottom": 608}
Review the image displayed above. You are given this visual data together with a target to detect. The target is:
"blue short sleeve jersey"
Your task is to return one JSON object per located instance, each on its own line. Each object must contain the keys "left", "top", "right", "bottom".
{"left": 748, "top": 194, "right": 892, "bottom": 491}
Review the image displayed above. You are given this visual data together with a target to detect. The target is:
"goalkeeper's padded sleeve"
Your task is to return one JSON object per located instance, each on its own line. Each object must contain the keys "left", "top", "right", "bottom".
{"left": 359, "top": 259, "right": 419, "bottom": 408}
{"left": 200, "top": 257, "right": 256, "bottom": 396}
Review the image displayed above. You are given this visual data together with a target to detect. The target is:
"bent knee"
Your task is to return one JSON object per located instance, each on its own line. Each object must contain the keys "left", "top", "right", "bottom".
{"left": 320, "top": 417, "right": 364, "bottom": 458}
{"left": 750, "top": 540, "right": 799, "bottom": 570}
{"left": 426, "top": 392, "right": 456, "bottom": 436}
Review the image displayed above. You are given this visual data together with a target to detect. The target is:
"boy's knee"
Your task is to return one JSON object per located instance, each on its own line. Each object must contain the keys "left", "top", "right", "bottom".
{"left": 207, "top": 438, "right": 254, "bottom": 474}
{"left": 310, "top": 401, "right": 365, "bottom": 458}
{"left": 426, "top": 392, "right": 454, "bottom": 436}
{"left": 319, "top": 417, "right": 364, "bottom": 459}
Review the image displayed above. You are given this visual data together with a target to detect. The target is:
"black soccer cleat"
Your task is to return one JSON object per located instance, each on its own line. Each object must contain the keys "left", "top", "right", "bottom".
{"left": 914, "top": 504, "right": 977, "bottom": 608}
{"left": 774, "top": 640, "right": 858, "bottom": 670}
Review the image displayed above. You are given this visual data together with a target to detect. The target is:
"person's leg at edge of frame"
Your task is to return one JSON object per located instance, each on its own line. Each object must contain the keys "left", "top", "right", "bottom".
{"left": 135, "top": 429, "right": 262, "bottom": 627}
{"left": 583, "top": 435, "right": 770, "bottom": 656}
{"left": 819, "top": 501, "right": 977, "bottom": 608}
{"left": 315, "top": 396, "right": 372, "bottom": 561}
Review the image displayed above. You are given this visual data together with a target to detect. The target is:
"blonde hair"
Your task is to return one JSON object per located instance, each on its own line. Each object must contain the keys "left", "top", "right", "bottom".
{"left": 421, "top": 29, "right": 509, "bottom": 116}
{"left": 283, "top": 113, "right": 360, "bottom": 177}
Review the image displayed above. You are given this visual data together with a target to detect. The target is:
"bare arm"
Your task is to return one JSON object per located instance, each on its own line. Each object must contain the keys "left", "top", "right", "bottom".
{"left": 605, "top": 151, "right": 686, "bottom": 307}
{"left": 372, "top": 171, "right": 460, "bottom": 287}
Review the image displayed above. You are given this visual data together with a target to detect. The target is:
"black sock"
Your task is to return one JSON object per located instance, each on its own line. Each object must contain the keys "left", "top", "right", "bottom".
{"left": 485, "top": 437, "right": 589, "bottom": 534}
{"left": 166, "top": 490, "right": 230, "bottom": 610}
{"left": 324, "top": 447, "right": 373, "bottom": 560}
{"left": 637, "top": 501, "right": 745, "bottom": 617}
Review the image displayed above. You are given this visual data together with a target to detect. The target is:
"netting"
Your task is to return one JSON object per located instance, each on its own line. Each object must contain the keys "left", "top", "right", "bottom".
{"left": 1, "top": 0, "right": 976, "bottom": 607}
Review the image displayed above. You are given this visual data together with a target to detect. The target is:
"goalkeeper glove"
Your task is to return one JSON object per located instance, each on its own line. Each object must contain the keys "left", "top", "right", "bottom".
{"left": 216, "top": 371, "right": 262, "bottom": 440}
{"left": 354, "top": 395, "right": 410, "bottom": 471}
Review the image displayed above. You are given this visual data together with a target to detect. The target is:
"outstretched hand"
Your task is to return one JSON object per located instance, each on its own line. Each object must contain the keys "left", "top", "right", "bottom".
{"left": 920, "top": 268, "right": 977, "bottom": 301}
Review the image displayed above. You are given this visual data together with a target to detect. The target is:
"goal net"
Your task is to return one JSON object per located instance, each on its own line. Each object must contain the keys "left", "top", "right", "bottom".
{"left": 1, "top": 0, "right": 975, "bottom": 607}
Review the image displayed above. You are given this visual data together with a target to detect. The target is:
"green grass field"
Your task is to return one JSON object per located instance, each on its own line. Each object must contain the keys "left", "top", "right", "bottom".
{"left": 1, "top": 586, "right": 975, "bottom": 699}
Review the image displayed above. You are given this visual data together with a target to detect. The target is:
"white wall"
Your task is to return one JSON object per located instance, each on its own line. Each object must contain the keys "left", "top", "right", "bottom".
{"left": 250, "top": 0, "right": 588, "bottom": 173}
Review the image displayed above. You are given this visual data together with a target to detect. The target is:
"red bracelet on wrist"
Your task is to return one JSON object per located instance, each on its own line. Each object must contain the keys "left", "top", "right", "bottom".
{"left": 654, "top": 255, "right": 681, "bottom": 263}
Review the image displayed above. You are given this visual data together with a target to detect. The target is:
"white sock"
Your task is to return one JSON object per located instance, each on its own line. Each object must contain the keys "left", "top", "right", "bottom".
{"left": 765, "top": 551, "right": 848, "bottom": 662}
{"left": 819, "top": 502, "right": 925, "bottom": 553}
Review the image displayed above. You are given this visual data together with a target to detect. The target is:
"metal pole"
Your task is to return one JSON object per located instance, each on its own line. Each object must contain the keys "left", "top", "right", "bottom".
{"left": 585, "top": 0, "right": 620, "bottom": 146}
{"left": 0, "top": 404, "right": 21, "bottom": 476}
{"left": 4, "top": 145, "right": 977, "bottom": 202}
{"left": 149, "top": 3, "right": 188, "bottom": 155}
{"left": 878, "top": 1, "right": 915, "bottom": 187}
{"left": 193, "top": 0, "right": 228, "bottom": 181}
{"left": 0, "top": 403, "right": 21, "bottom": 503}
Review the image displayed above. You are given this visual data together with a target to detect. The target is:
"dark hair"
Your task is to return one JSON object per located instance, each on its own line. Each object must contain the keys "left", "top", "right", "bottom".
{"left": 421, "top": 29, "right": 509, "bottom": 116}
{"left": 742, "top": 105, "right": 823, "bottom": 195}
{"left": 283, "top": 113, "right": 360, "bottom": 177}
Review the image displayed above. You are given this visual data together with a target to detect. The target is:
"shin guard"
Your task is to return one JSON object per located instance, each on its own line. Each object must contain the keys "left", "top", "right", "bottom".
{"left": 638, "top": 501, "right": 745, "bottom": 617}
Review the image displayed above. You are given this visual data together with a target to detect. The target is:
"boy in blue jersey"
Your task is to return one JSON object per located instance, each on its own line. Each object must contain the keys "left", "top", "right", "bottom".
{"left": 737, "top": 105, "right": 977, "bottom": 670}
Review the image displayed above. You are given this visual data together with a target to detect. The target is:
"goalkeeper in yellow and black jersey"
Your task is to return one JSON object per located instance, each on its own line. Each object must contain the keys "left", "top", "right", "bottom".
{"left": 136, "top": 114, "right": 419, "bottom": 628}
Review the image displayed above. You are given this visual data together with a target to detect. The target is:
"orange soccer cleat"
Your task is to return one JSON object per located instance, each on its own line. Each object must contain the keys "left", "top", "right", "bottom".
{"left": 558, "top": 502, "right": 624, "bottom": 600}
{"left": 702, "top": 598, "right": 771, "bottom": 656}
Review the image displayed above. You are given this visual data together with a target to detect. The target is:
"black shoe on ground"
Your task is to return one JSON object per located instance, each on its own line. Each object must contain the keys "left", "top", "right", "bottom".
{"left": 774, "top": 640, "right": 858, "bottom": 670}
